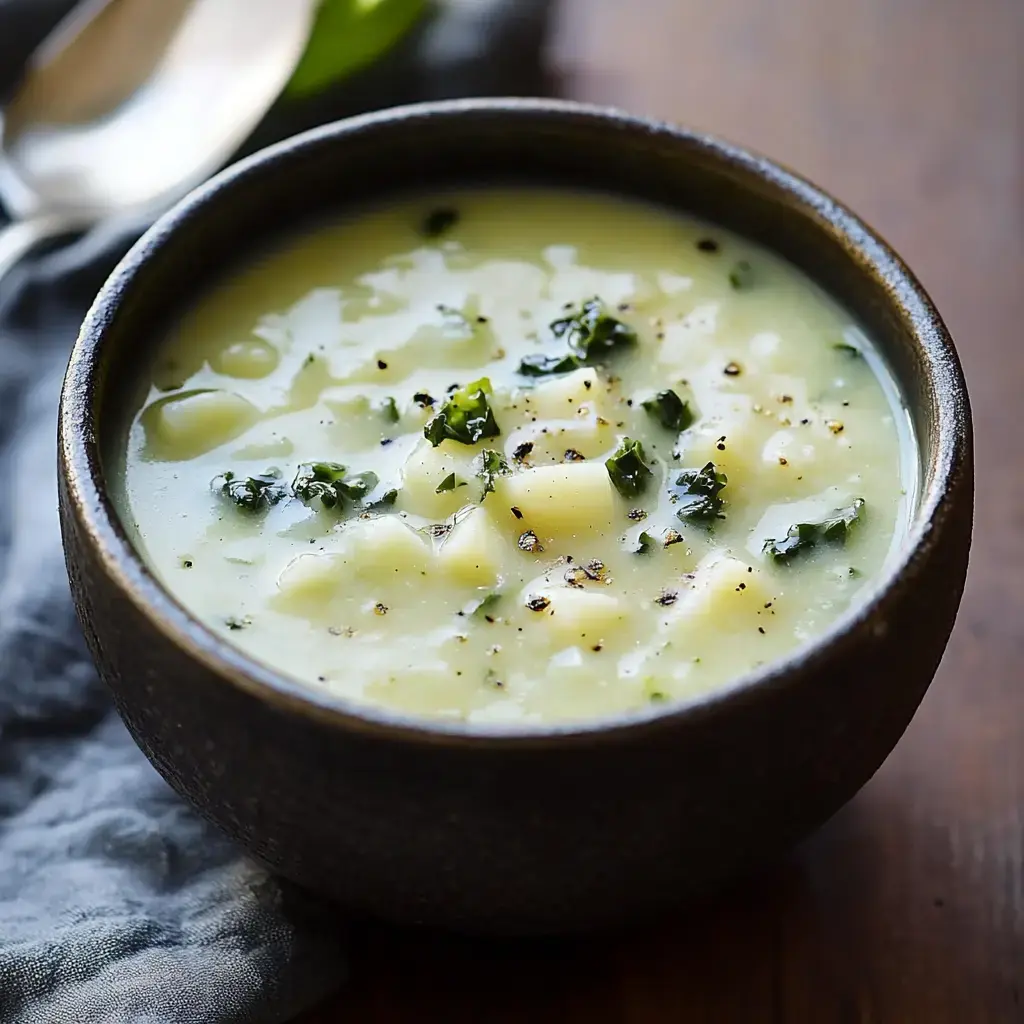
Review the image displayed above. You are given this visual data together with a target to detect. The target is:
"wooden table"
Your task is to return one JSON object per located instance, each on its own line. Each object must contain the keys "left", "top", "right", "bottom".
{"left": 303, "top": 1, "right": 1023, "bottom": 1019}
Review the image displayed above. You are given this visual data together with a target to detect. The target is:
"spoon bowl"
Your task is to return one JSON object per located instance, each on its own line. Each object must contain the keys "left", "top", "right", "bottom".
{"left": 0, "top": 0, "right": 317, "bottom": 278}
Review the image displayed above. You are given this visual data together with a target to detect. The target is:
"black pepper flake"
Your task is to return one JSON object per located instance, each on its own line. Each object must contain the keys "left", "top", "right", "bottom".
{"left": 380, "top": 437, "right": 394, "bottom": 447}
{"left": 421, "top": 207, "right": 459, "bottom": 237}
{"left": 655, "top": 590, "right": 678, "bottom": 607}
{"left": 723, "top": 361, "right": 742, "bottom": 377}
{"left": 696, "top": 237, "right": 720, "bottom": 253}
{"left": 628, "top": 508, "right": 648, "bottom": 521}
{"left": 511, "top": 506, "right": 524, "bottom": 520}
{"left": 779, "top": 394, "right": 794, "bottom": 404}
{"left": 518, "top": 530, "right": 544, "bottom": 554}
{"left": 778, "top": 456, "right": 788, "bottom": 465}
{"left": 758, "top": 627, "right": 766, "bottom": 635}
{"left": 526, "top": 595, "right": 551, "bottom": 612}
{"left": 513, "top": 441, "right": 534, "bottom": 462}
{"left": 800, "top": 417, "right": 810, "bottom": 425}
{"left": 477, "top": 315, "right": 489, "bottom": 323}
{"left": 591, "top": 644, "right": 603, "bottom": 652}
{"left": 664, "top": 529, "right": 684, "bottom": 547}
{"left": 377, "top": 359, "right": 388, "bottom": 370}
{"left": 583, "top": 379, "right": 593, "bottom": 390}
{"left": 225, "top": 616, "right": 250, "bottom": 631}
{"left": 413, "top": 391, "right": 436, "bottom": 407}
{"left": 764, "top": 601, "right": 773, "bottom": 608}
{"left": 564, "top": 448, "right": 586, "bottom": 462}
{"left": 373, "top": 602, "right": 388, "bottom": 616}
{"left": 181, "top": 559, "right": 193, "bottom": 569}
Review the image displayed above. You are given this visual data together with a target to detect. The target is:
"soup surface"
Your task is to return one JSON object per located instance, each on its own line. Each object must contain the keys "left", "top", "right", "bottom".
{"left": 122, "top": 189, "right": 914, "bottom": 725}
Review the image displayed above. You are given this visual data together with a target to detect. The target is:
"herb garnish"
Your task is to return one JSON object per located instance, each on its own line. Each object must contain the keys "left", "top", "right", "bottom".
{"left": 216, "top": 470, "right": 288, "bottom": 512}
{"left": 423, "top": 377, "right": 500, "bottom": 447}
{"left": 729, "top": 260, "right": 756, "bottom": 290}
{"left": 635, "top": 531, "right": 655, "bottom": 555}
{"left": 605, "top": 437, "right": 653, "bottom": 498}
{"left": 517, "top": 297, "right": 637, "bottom": 377}
{"left": 435, "top": 472, "right": 467, "bottom": 494}
{"left": 518, "top": 352, "right": 584, "bottom": 377}
{"left": 421, "top": 207, "right": 459, "bottom": 238}
{"left": 669, "top": 463, "right": 727, "bottom": 522}
{"left": 763, "top": 499, "right": 866, "bottom": 563}
{"left": 476, "top": 449, "right": 510, "bottom": 499}
{"left": 380, "top": 396, "right": 400, "bottom": 423}
{"left": 642, "top": 389, "right": 695, "bottom": 433}
{"left": 834, "top": 343, "right": 862, "bottom": 358}
{"left": 293, "top": 462, "right": 379, "bottom": 509}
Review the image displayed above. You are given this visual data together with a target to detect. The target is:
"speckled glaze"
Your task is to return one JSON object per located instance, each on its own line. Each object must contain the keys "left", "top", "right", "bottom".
{"left": 58, "top": 99, "right": 973, "bottom": 934}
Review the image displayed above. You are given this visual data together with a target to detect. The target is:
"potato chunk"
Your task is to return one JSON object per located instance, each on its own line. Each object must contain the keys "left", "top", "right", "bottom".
{"left": 277, "top": 515, "right": 430, "bottom": 605}
{"left": 145, "top": 389, "right": 259, "bottom": 459}
{"left": 664, "top": 556, "right": 774, "bottom": 637}
{"left": 400, "top": 439, "right": 478, "bottom": 517}
{"left": 500, "top": 462, "right": 615, "bottom": 542}
{"left": 526, "top": 586, "right": 627, "bottom": 646}
{"left": 524, "top": 368, "right": 601, "bottom": 419}
{"left": 437, "top": 507, "right": 506, "bottom": 586}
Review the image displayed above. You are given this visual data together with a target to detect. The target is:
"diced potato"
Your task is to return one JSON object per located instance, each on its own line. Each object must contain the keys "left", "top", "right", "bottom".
{"left": 277, "top": 516, "right": 430, "bottom": 606}
{"left": 400, "top": 439, "right": 478, "bottom": 517}
{"left": 657, "top": 303, "right": 720, "bottom": 370}
{"left": 527, "top": 586, "right": 627, "bottom": 645}
{"left": 761, "top": 429, "right": 817, "bottom": 472}
{"left": 277, "top": 552, "right": 343, "bottom": 602}
{"left": 437, "top": 507, "right": 507, "bottom": 586}
{"left": 507, "top": 414, "right": 615, "bottom": 464}
{"left": 211, "top": 338, "right": 279, "bottom": 379}
{"left": 524, "top": 368, "right": 601, "bottom": 419}
{"left": 145, "top": 389, "right": 259, "bottom": 460}
{"left": 500, "top": 462, "right": 616, "bottom": 542}
{"left": 676, "top": 395, "right": 759, "bottom": 483}
{"left": 663, "top": 556, "right": 775, "bottom": 638}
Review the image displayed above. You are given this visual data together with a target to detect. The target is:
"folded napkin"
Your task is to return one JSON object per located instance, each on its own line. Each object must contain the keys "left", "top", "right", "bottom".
{"left": 0, "top": 2, "right": 551, "bottom": 1021}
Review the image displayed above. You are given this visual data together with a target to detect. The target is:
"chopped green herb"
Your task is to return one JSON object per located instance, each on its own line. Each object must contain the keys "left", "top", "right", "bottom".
{"left": 435, "top": 472, "right": 468, "bottom": 494}
{"left": 517, "top": 352, "right": 584, "bottom": 377}
{"left": 669, "top": 463, "right": 727, "bottom": 522}
{"left": 380, "top": 396, "right": 400, "bottom": 423}
{"left": 729, "top": 260, "right": 756, "bottom": 290}
{"left": 605, "top": 437, "right": 653, "bottom": 498}
{"left": 763, "top": 499, "right": 866, "bottom": 563}
{"left": 423, "top": 377, "right": 500, "bottom": 447}
{"left": 471, "top": 592, "right": 503, "bottom": 621}
{"left": 216, "top": 469, "right": 288, "bottom": 513}
{"left": 552, "top": 297, "right": 638, "bottom": 363}
{"left": 641, "top": 389, "right": 695, "bottom": 433}
{"left": 834, "top": 343, "right": 862, "bottom": 358}
{"left": 421, "top": 207, "right": 459, "bottom": 238}
{"left": 293, "top": 462, "right": 379, "bottom": 509}
{"left": 635, "top": 531, "right": 655, "bottom": 555}
{"left": 476, "top": 449, "right": 510, "bottom": 499}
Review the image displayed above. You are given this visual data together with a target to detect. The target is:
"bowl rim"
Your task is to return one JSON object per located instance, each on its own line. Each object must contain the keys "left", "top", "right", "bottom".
{"left": 59, "top": 96, "right": 970, "bottom": 748}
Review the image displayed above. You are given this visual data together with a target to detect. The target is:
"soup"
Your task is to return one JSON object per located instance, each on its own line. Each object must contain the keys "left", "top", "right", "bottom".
{"left": 122, "top": 189, "right": 914, "bottom": 725}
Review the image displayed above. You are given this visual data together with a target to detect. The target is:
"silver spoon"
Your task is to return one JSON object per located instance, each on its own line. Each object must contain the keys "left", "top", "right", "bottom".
{"left": 0, "top": 0, "right": 319, "bottom": 285}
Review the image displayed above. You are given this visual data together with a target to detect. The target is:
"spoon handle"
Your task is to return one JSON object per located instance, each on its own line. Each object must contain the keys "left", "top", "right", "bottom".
{"left": 0, "top": 213, "right": 94, "bottom": 294}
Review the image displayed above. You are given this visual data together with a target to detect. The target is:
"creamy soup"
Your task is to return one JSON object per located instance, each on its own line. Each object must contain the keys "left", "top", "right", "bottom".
{"left": 122, "top": 189, "right": 914, "bottom": 725}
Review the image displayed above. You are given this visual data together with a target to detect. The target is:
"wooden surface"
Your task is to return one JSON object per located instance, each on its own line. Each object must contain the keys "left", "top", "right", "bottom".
{"left": 302, "top": 1, "right": 1023, "bottom": 1019}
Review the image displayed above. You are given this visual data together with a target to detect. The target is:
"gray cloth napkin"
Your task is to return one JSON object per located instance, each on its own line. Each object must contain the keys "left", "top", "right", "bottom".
{"left": 0, "top": 2, "right": 552, "bottom": 1021}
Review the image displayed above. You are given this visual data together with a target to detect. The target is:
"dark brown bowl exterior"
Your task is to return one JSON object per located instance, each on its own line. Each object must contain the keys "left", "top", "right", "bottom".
{"left": 58, "top": 99, "right": 972, "bottom": 934}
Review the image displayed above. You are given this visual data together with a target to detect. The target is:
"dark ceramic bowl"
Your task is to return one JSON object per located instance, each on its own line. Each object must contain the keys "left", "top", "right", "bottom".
{"left": 58, "top": 98, "right": 972, "bottom": 934}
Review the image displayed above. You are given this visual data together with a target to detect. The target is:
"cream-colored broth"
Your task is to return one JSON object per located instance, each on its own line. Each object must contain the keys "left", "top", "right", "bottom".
{"left": 123, "top": 189, "right": 914, "bottom": 725}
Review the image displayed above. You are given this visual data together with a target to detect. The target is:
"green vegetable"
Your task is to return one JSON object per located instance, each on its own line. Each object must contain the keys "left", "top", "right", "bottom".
{"left": 380, "top": 396, "right": 400, "bottom": 423}
{"left": 763, "top": 499, "right": 866, "bottom": 563}
{"left": 635, "top": 531, "right": 655, "bottom": 555}
{"left": 729, "top": 260, "right": 756, "bottom": 290}
{"left": 435, "top": 472, "right": 467, "bottom": 494}
{"left": 517, "top": 352, "right": 584, "bottom": 377}
{"left": 669, "top": 463, "right": 727, "bottom": 522}
{"left": 476, "top": 449, "right": 510, "bottom": 499}
{"left": 605, "top": 438, "right": 653, "bottom": 498}
{"left": 423, "top": 377, "right": 500, "bottom": 447}
{"left": 471, "top": 592, "right": 503, "bottom": 621}
{"left": 216, "top": 470, "right": 288, "bottom": 512}
{"left": 366, "top": 487, "right": 399, "bottom": 510}
{"left": 552, "top": 297, "right": 637, "bottom": 363}
{"left": 286, "top": 0, "right": 427, "bottom": 98}
{"left": 642, "top": 389, "right": 695, "bottom": 433}
{"left": 421, "top": 207, "right": 459, "bottom": 238}
{"left": 293, "top": 462, "right": 379, "bottom": 509}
